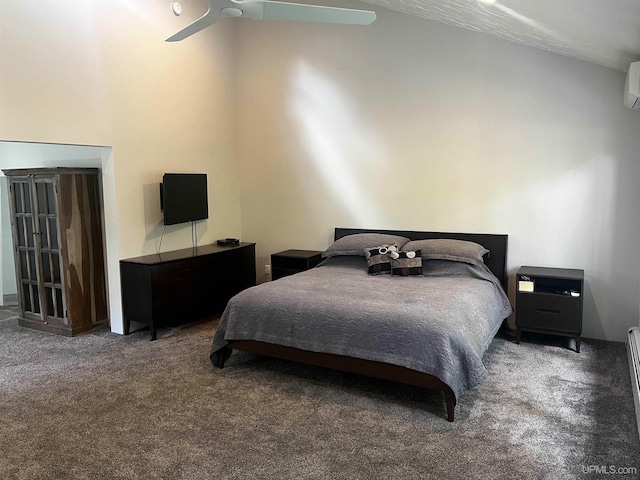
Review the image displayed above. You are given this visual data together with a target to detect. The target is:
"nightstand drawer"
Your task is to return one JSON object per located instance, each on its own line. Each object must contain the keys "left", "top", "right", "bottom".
{"left": 517, "top": 293, "right": 581, "bottom": 333}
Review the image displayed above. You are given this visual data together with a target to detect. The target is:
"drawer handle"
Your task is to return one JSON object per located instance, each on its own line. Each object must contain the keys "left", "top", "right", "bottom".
{"left": 535, "top": 308, "right": 561, "bottom": 315}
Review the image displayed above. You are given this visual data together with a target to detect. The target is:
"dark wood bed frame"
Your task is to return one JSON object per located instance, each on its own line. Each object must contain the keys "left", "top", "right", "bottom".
{"left": 217, "top": 228, "right": 509, "bottom": 422}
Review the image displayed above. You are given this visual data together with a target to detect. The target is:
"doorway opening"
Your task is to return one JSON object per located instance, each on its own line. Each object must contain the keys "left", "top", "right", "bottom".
{"left": 0, "top": 141, "right": 122, "bottom": 333}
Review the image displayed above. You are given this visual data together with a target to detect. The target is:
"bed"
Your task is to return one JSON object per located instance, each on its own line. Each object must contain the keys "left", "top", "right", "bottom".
{"left": 210, "top": 228, "right": 512, "bottom": 421}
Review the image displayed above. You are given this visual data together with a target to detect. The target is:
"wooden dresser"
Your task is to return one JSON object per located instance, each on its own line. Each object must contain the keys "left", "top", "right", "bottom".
{"left": 120, "top": 242, "right": 256, "bottom": 340}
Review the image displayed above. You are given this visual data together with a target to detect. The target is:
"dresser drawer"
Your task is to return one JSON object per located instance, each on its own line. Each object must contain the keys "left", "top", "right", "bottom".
{"left": 517, "top": 293, "right": 582, "bottom": 333}
{"left": 150, "top": 259, "right": 198, "bottom": 280}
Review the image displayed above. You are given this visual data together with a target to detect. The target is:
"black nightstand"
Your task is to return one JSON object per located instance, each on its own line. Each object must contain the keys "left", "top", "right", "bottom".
{"left": 515, "top": 266, "right": 584, "bottom": 352}
{"left": 271, "top": 250, "right": 323, "bottom": 280}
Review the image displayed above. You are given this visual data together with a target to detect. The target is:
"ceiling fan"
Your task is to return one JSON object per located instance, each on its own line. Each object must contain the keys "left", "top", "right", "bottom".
{"left": 166, "top": 0, "right": 377, "bottom": 42}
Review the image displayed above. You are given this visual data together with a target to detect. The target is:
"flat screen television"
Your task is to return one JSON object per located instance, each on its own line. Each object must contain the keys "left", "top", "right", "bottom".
{"left": 160, "top": 173, "right": 208, "bottom": 225}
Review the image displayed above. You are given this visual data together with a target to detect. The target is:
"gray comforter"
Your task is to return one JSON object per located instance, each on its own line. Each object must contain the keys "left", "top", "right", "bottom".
{"left": 210, "top": 256, "right": 512, "bottom": 399}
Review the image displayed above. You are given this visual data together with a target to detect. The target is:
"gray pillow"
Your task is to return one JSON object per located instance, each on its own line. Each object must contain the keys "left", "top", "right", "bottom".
{"left": 322, "top": 233, "right": 411, "bottom": 258}
{"left": 401, "top": 239, "right": 489, "bottom": 265}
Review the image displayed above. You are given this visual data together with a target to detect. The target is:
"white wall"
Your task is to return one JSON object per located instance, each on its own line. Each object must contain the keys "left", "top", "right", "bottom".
{"left": 0, "top": 0, "right": 242, "bottom": 333}
{"left": 235, "top": 6, "right": 640, "bottom": 341}
{"left": 0, "top": 177, "right": 13, "bottom": 305}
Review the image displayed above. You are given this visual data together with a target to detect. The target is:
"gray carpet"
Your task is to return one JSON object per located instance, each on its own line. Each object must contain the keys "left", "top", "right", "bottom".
{"left": 1, "top": 306, "right": 639, "bottom": 479}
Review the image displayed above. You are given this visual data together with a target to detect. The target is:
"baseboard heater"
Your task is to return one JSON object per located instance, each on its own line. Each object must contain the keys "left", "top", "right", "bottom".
{"left": 626, "top": 327, "right": 640, "bottom": 439}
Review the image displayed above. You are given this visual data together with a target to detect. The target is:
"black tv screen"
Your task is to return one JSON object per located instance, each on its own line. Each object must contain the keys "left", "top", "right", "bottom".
{"left": 161, "top": 173, "right": 208, "bottom": 225}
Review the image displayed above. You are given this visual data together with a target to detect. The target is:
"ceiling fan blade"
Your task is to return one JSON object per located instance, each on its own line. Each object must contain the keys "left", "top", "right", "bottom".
{"left": 165, "top": 0, "right": 376, "bottom": 41}
{"left": 165, "top": 1, "right": 222, "bottom": 42}
{"left": 241, "top": 1, "right": 376, "bottom": 25}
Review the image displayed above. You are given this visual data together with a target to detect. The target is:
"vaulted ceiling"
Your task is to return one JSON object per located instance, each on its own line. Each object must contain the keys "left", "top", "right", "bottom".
{"left": 360, "top": 0, "right": 640, "bottom": 72}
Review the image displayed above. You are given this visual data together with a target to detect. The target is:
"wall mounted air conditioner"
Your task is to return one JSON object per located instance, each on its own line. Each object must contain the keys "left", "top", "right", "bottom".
{"left": 624, "top": 61, "right": 640, "bottom": 109}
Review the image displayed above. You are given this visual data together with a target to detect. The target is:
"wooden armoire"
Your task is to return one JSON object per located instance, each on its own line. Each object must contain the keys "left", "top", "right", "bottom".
{"left": 3, "top": 168, "right": 108, "bottom": 336}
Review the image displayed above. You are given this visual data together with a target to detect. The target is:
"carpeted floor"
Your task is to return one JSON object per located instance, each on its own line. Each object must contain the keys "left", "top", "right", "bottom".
{"left": 1, "top": 306, "right": 639, "bottom": 479}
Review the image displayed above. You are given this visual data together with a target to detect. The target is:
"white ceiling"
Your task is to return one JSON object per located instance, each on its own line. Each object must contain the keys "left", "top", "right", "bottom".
{"left": 360, "top": 0, "right": 640, "bottom": 72}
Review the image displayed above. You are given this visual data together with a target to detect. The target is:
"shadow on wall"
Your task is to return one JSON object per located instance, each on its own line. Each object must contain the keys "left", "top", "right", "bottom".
{"left": 582, "top": 280, "right": 604, "bottom": 340}
{"left": 142, "top": 182, "right": 209, "bottom": 254}
{"left": 143, "top": 181, "right": 165, "bottom": 250}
